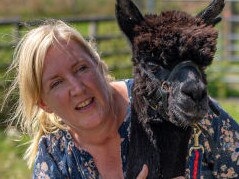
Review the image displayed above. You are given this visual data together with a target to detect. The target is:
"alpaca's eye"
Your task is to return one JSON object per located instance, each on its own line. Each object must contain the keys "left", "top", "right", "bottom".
{"left": 148, "top": 62, "right": 156, "bottom": 66}
{"left": 147, "top": 62, "right": 159, "bottom": 72}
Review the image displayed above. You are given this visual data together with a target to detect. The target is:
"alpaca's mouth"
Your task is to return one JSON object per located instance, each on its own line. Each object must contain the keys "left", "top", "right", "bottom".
{"left": 170, "top": 106, "right": 207, "bottom": 127}
{"left": 168, "top": 95, "right": 208, "bottom": 126}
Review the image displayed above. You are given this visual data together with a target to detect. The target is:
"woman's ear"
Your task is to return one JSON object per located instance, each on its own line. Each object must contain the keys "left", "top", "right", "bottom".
{"left": 38, "top": 99, "right": 53, "bottom": 113}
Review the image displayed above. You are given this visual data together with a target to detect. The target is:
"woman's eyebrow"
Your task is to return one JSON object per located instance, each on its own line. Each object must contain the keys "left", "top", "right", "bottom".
{"left": 72, "top": 57, "right": 93, "bottom": 67}
{"left": 71, "top": 60, "right": 84, "bottom": 69}
{"left": 43, "top": 73, "right": 60, "bottom": 85}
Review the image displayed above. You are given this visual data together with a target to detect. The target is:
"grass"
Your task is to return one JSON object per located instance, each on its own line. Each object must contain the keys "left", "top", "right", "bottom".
{"left": 217, "top": 99, "right": 239, "bottom": 122}
{"left": 0, "top": 128, "right": 32, "bottom": 179}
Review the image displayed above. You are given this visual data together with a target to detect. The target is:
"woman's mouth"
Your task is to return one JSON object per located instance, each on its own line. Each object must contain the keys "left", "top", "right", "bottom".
{"left": 75, "top": 98, "right": 94, "bottom": 110}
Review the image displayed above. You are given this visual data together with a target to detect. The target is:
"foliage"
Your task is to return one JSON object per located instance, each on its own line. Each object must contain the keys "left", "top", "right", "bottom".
{"left": 0, "top": 0, "right": 116, "bottom": 19}
{"left": 207, "top": 61, "right": 239, "bottom": 98}
{"left": 0, "top": 128, "right": 31, "bottom": 178}
{"left": 218, "top": 99, "right": 239, "bottom": 121}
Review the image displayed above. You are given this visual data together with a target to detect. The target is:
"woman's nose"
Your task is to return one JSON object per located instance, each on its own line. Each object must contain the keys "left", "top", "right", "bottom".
{"left": 69, "top": 77, "right": 85, "bottom": 96}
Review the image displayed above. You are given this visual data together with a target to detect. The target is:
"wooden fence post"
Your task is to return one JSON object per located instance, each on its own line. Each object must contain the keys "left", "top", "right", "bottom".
{"left": 14, "top": 17, "right": 21, "bottom": 44}
{"left": 89, "top": 21, "right": 97, "bottom": 39}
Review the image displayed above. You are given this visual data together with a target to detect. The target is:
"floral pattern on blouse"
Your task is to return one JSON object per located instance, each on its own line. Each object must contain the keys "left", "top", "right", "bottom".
{"left": 33, "top": 79, "right": 239, "bottom": 179}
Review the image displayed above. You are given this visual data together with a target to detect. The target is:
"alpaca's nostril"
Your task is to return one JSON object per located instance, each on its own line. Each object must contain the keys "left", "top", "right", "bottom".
{"left": 192, "top": 90, "right": 206, "bottom": 101}
{"left": 181, "top": 82, "right": 207, "bottom": 101}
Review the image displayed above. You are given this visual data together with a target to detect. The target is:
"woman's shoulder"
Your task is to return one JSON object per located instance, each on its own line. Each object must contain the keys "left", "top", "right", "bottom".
{"left": 37, "top": 129, "right": 72, "bottom": 156}
{"left": 39, "top": 129, "right": 68, "bottom": 143}
{"left": 110, "top": 79, "right": 133, "bottom": 89}
{"left": 34, "top": 129, "right": 73, "bottom": 178}
{"left": 35, "top": 129, "right": 98, "bottom": 178}
{"left": 111, "top": 79, "right": 133, "bottom": 97}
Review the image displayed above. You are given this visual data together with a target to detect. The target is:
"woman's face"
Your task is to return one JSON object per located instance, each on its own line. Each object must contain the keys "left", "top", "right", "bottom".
{"left": 40, "top": 40, "right": 111, "bottom": 131}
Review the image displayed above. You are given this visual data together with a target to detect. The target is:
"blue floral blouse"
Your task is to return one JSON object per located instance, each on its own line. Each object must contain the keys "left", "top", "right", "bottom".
{"left": 33, "top": 79, "right": 239, "bottom": 179}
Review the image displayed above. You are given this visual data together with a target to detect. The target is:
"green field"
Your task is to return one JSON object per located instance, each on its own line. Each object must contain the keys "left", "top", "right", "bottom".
{"left": 218, "top": 99, "right": 239, "bottom": 120}
{"left": 0, "top": 129, "right": 32, "bottom": 179}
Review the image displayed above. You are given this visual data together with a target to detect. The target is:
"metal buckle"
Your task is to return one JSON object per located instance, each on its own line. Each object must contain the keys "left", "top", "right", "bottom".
{"left": 189, "top": 125, "right": 204, "bottom": 156}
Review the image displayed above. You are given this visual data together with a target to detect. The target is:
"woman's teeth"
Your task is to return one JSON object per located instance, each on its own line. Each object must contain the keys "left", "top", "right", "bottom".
{"left": 76, "top": 98, "right": 93, "bottom": 110}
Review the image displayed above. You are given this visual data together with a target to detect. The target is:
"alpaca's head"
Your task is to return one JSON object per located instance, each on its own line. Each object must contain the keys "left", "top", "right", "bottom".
{"left": 116, "top": 0, "right": 224, "bottom": 127}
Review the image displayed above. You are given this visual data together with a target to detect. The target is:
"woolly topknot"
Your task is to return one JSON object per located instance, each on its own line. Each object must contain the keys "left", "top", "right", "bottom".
{"left": 133, "top": 11, "right": 218, "bottom": 69}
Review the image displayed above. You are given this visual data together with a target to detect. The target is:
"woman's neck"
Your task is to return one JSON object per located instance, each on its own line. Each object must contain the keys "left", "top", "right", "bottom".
{"left": 70, "top": 113, "right": 119, "bottom": 147}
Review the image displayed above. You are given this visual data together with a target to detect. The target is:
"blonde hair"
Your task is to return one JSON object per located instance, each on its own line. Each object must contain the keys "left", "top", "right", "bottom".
{"left": 4, "top": 20, "right": 112, "bottom": 168}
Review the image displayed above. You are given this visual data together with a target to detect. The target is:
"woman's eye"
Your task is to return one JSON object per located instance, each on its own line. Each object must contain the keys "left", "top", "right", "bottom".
{"left": 50, "top": 80, "right": 62, "bottom": 89}
{"left": 76, "top": 65, "right": 88, "bottom": 73}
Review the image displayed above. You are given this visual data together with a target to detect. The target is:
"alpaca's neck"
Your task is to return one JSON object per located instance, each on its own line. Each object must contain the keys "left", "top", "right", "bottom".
{"left": 152, "top": 121, "right": 192, "bottom": 178}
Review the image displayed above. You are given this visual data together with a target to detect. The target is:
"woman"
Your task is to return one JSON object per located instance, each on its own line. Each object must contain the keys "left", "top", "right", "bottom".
{"left": 5, "top": 20, "right": 239, "bottom": 178}
{"left": 5, "top": 20, "right": 147, "bottom": 179}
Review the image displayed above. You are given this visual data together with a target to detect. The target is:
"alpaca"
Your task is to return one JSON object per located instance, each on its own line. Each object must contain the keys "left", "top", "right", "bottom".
{"left": 115, "top": 0, "right": 225, "bottom": 178}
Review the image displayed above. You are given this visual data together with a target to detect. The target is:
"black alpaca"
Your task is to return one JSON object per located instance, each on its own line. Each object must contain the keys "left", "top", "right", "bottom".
{"left": 115, "top": 0, "right": 225, "bottom": 178}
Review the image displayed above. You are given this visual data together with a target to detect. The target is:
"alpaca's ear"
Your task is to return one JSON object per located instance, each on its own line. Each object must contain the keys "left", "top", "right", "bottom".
{"left": 115, "top": 0, "right": 144, "bottom": 42}
{"left": 196, "top": 0, "right": 225, "bottom": 26}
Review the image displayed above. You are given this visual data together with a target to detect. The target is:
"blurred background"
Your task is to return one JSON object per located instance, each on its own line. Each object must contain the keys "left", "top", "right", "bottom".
{"left": 0, "top": 0, "right": 238, "bottom": 178}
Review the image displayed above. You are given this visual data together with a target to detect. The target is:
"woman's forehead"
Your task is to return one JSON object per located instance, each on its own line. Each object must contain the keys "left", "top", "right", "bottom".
{"left": 48, "top": 39, "right": 79, "bottom": 54}
{"left": 45, "top": 40, "right": 87, "bottom": 61}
